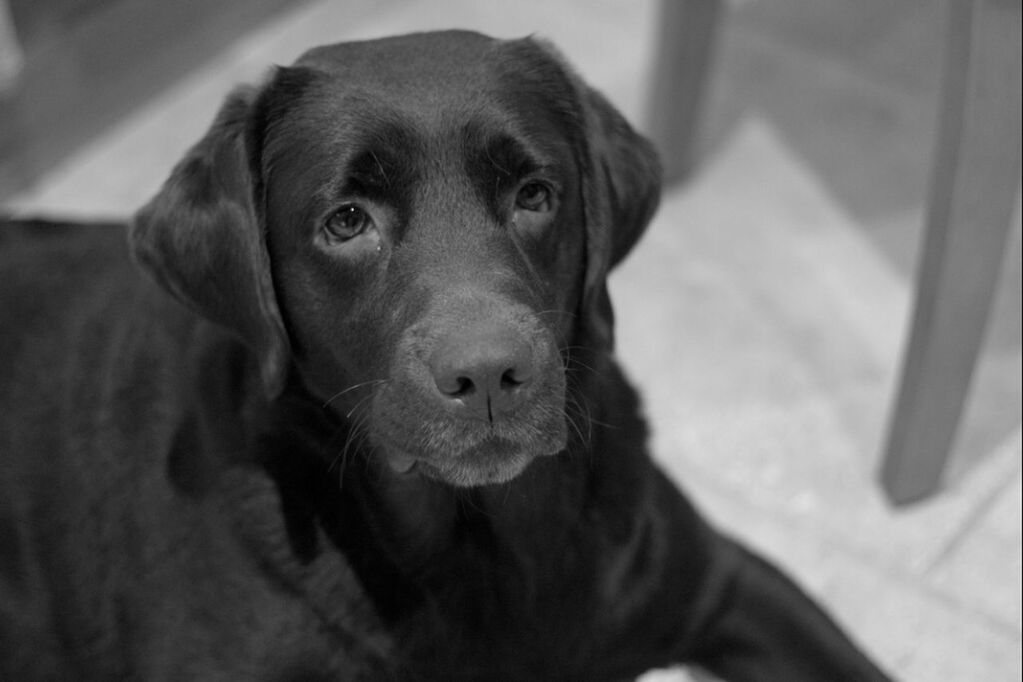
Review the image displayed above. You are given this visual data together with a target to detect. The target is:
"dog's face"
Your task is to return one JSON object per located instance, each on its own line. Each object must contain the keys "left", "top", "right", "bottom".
{"left": 131, "top": 31, "right": 659, "bottom": 487}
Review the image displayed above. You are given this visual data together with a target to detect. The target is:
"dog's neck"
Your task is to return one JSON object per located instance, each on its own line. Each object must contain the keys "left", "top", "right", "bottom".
{"left": 258, "top": 379, "right": 589, "bottom": 552}
{"left": 249, "top": 351, "right": 648, "bottom": 630}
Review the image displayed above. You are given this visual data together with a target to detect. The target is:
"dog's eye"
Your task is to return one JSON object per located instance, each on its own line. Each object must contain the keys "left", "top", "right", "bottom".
{"left": 515, "top": 182, "right": 553, "bottom": 213}
{"left": 323, "top": 205, "right": 372, "bottom": 242}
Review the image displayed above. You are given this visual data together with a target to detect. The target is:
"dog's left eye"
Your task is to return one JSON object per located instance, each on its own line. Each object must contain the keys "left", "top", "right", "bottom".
{"left": 515, "top": 182, "right": 553, "bottom": 213}
{"left": 323, "top": 205, "right": 373, "bottom": 242}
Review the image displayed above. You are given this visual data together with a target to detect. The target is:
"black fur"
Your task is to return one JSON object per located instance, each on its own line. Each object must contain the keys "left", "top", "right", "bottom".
{"left": 1, "top": 31, "right": 891, "bottom": 681}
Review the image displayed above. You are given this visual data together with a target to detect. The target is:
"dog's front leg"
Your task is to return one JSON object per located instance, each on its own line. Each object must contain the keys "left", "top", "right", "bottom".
{"left": 681, "top": 537, "right": 893, "bottom": 681}
{"left": 647, "top": 470, "right": 893, "bottom": 682}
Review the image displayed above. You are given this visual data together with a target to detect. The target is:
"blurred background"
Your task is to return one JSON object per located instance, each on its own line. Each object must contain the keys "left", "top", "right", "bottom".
{"left": 1, "top": 0, "right": 1020, "bottom": 679}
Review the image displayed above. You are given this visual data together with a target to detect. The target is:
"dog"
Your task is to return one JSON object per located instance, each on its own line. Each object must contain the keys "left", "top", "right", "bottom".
{"left": 0, "top": 31, "right": 892, "bottom": 681}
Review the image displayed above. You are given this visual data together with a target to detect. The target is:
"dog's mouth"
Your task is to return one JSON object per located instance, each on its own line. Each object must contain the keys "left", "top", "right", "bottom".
{"left": 379, "top": 432, "right": 562, "bottom": 487}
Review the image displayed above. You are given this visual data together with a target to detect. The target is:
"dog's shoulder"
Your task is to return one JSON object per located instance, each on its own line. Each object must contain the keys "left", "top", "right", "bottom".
{"left": 0, "top": 219, "right": 389, "bottom": 678}
{"left": 0, "top": 218, "right": 262, "bottom": 493}
{"left": 0, "top": 219, "right": 135, "bottom": 321}
{"left": 0, "top": 219, "right": 159, "bottom": 420}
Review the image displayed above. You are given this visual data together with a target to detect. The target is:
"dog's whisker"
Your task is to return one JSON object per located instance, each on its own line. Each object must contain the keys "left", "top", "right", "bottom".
{"left": 344, "top": 391, "right": 377, "bottom": 421}
{"left": 535, "top": 308, "right": 572, "bottom": 322}
{"left": 568, "top": 400, "right": 614, "bottom": 431}
{"left": 351, "top": 417, "right": 374, "bottom": 456}
{"left": 322, "top": 379, "right": 387, "bottom": 409}
{"left": 331, "top": 428, "right": 361, "bottom": 483}
{"left": 563, "top": 365, "right": 597, "bottom": 383}
{"left": 349, "top": 405, "right": 375, "bottom": 444}
{"left": 562, "top": 395, "right": 593, "bottom": 446}
{"left": 457, "top": 488, "right": 489, "bottom": 518}
{"left": 330, "top": 397, "right": 375, "bottom": 475}
{"left": 329, "top": 439, "right": 351, "bottom": 474}
{"left": 561, "top": 351, "right": 600, "bottom": 378}
{"left": 566, "top": 386, "right": 613, "bottom": 434}
{"left": 369, "top": 151, "right": 391, "bottom": 188}
{"left": 563, "top": 405, "right": 589, "bottom": 448}
{"left": 325, "top": 385, "right": 380, "bottom": 477}
{"left": 560, "top": 348, "right": 598, "bottom": 374}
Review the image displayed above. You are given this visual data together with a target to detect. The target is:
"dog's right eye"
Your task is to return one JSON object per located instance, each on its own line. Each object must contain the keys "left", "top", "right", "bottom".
{"left": 515, "top": 182, "right": 553, "bottom": 213}
{"left": 323, "top": 205, "right": 373, "bottom": 243}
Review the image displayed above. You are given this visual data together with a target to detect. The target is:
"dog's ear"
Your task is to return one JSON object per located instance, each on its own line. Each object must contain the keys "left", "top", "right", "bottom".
{"left": 577, "top": 85, "right": 662, "bottom": 350}
{"left": 581, "top": 87, "right": 663, "bottom": 269}
{"left": 130, "top": 86, "right": 290, "bottom": 398}
{"left": 512, "top": 38, "right": 661, "bottom": 352}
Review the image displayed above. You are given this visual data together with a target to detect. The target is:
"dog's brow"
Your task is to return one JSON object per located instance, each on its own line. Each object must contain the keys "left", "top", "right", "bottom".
{"left": 461, "top": 123, "right": 565, "bottom": 218}
{"left": 339, "top": 123, "right": 420, "bottom": 200}
{"left": 481, "top": 133, "right": 546, "bottom": 180}
{"left": 346, "top": 151, "right": 394, "bottom": 194}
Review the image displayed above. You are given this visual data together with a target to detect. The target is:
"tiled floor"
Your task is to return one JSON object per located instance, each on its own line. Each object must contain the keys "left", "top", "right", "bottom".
{"left": 5, "top": 1, "right": 1020, "bottom": 680}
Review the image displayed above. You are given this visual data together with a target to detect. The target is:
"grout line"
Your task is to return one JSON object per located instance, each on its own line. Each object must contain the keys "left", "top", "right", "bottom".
{"left": 923, "top": 464, "right": 1019, "bottom": 576}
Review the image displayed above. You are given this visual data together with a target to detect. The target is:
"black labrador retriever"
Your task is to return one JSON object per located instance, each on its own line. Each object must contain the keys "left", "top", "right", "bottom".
{"left": 0, "top": 31, "right": 892, "bottom": 681}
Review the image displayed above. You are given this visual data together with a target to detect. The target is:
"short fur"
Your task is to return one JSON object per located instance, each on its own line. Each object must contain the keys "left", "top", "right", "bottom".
{"left": 0, "top": 31, "right": 891, "bottom": 681}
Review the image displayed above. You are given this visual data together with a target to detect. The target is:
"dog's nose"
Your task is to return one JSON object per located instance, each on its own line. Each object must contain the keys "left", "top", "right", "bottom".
{"left": 429, "top": 327, "right": 535, "bottom": 421}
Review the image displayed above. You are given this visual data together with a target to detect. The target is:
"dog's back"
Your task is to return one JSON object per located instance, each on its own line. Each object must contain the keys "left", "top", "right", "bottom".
{"left": 1, "top": 223, "right": 132, "bottom": 677}
{"left": 0, "top": 223, "right": 140, "bottom": 489}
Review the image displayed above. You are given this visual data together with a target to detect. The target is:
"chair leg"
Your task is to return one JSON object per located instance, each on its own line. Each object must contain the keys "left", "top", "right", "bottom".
{"left": 646, "top": 0, "right": 724, "bottom": 184}
{"left": 881, "top": 0, "right": 1022, "bottom": 505}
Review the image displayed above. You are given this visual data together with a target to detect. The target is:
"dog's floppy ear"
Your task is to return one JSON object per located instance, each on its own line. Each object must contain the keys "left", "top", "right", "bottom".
{"left": 516, "top": 38, "right": 661, "bottom": 352}
{"left": 130, "top": 86, "right": 290, "bottom": 398}
{"left": 577, "top": 85, "right": 662, "bottom": 350}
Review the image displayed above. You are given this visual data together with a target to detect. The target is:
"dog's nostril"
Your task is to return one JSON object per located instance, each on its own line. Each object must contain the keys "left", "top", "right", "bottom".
{"left": 435, "top": 374, "right": 475, "bottom": 397}
{"left": 454, "top": 376, "right": 475, "bottom": 397}
{"left": 500, "top": 368, "right": 526, "bottom": 389}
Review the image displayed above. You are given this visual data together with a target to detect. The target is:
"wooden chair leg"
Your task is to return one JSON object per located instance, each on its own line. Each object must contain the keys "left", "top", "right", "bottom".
{"left": 881, "top": 0, "right": 1022, "bottom": 505}
{"left": 646, "top": 0, "right": 724, "bottom": 184}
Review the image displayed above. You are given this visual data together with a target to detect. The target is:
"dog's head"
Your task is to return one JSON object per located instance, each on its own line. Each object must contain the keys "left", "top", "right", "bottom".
{"left": 132, "top": 31, "right": 659, "bottom": 487}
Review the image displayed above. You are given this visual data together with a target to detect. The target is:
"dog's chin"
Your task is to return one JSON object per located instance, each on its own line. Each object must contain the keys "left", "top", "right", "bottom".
{"left": 381, "top": 439, "right": 556, "bottom": 487}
